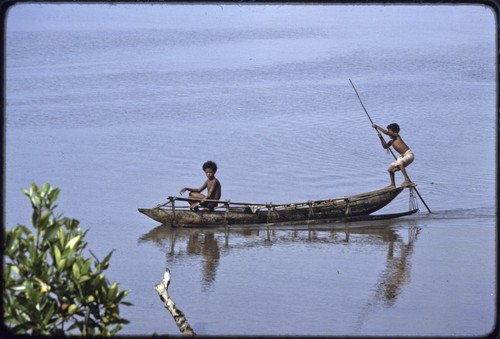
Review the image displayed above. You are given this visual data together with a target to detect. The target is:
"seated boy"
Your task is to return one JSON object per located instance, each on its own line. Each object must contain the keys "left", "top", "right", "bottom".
{"left": 179, "top": 161, "right": 222, "bottom": 211}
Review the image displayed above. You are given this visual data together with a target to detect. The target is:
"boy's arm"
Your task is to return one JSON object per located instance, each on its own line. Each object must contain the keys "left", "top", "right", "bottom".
{"left": 372, "top": 124, "right": 393, "bottom": 149}
{"left": 377, "top": 132, "right": 392, "bottom": 149}
{"left": 179, "top": 181, "right": 207, "bottom": 195}
{"left": 196, "top": 181, "right": 208, "bottom": 193}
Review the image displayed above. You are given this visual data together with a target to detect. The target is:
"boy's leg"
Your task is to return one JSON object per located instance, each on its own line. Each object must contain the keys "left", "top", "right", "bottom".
{"left": 389, "top": 170, "right": 396, "bottom": 187}
{"left": 387, "top": 163, "right": 397, "bottom": 187}
{"left": 399, "top": 165, "right": 412, "bottom": 186}
{"left": 399, "top": 151, "right": 414, "bottom": 186}
{"left": 188, "top": 192, "right": 206, "bottom": 209}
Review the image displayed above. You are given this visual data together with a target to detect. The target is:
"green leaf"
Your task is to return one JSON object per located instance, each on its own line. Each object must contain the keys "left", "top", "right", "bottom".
{"left": 67, "top": 304, "right": 78, "bottom": 315}
{"left": 77, "top": 275, "right": 91, "bottom": 283}
{"left": 42, "top": 223, "right": 59, "bottom": 243}
{"left": 10, "top": 265, "right": 20, "bottom": 275}
{"left": 53, "top": 246, "right": 61, "bottom": 266}
{"left": 72, "top": 262, "right": 80, "bottom": 279}
{"left": 16, "top": 224, "right": 32, "bottom": 236}
{"left": 37, "top": 210, "right": 52, "bottom": 230}
{"left": 56, "top": 258, "right": 67, "bottom": 272}
{"left": 99, "top": 250, "right": 115, "bottom": 271}
{"left": 65, "top": 235, "right": 81, "bottom": 251}
{"left": 48, "top": 187, "right": 60, "bottom": 204}
{"left": 26, "top": 284, "right": 39, "bottom": 302}
{"left": 42, "top": 303, "right": 55, "bottom": 324}
{"left": 107, "top": 283, "right": 118, "bottom": 300}
{"left": 28, "top": 243, "right": 37, "bottom": 261}
{"left": 58, "top": 228, "right": 66, "bottom": 248}
{"left": 41, "top": 182, "right": 51, "bottom": 194}
{"left": 11, "top": 285, "right": 27, "bottom": 292}
{"left": 80, "top": 258, "right": 92, "bottom": 275}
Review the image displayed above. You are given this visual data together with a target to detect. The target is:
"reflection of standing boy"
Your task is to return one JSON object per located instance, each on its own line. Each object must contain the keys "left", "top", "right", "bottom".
{"left": 372, "top": 123, "right": 414, "bottom": 187}
{"left": 179, "top": 161, "right": 222, "bottom": 211}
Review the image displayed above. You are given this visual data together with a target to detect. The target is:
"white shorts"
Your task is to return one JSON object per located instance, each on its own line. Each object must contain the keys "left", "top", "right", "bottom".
{"left": 389, "top": 149, "right": 414, "bottom": 171}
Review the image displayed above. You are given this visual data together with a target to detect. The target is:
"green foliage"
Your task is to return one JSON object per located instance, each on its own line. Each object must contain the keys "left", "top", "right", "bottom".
{"left": 3, "top": 183, "right": 132, "bottom": 335}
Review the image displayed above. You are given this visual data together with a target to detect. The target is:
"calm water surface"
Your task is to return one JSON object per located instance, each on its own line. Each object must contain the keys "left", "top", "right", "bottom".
{"left": 5, "top": 4, "right": 496, "bottom": 336}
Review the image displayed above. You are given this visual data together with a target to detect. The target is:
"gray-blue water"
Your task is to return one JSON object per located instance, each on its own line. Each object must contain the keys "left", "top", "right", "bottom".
{"left": 5, "top": 4, "right": 496, "bottom": 336}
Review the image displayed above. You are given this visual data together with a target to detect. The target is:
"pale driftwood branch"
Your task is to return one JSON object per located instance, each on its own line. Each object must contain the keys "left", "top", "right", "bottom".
{"left": 154, "top": 269, "right": 196, "bottom": 336}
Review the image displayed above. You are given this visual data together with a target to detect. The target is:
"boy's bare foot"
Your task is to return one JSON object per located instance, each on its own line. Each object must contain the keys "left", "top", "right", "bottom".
{"left": 400, "top": 181, "right": 413, "bottom": 187}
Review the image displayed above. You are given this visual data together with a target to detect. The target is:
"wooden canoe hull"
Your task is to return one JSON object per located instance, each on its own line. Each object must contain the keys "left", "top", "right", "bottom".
{"left": 139, "top": 186, "right": 410, "bottom": 227}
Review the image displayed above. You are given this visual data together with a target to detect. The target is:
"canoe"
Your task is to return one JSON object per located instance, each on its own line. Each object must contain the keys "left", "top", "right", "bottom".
{"left": 138, "top": 186, "right": 418, "bottom": 227}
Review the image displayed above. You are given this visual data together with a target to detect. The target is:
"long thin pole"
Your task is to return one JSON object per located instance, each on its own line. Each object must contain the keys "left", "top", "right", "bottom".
{"left": 349, "top": 79, "right": 397, "bottom": 159}
{"left": 349, "top": 79, "right": 374, "bottom": 125}
{"left": 349, "top": 79, "right": 432, "bottom": 213}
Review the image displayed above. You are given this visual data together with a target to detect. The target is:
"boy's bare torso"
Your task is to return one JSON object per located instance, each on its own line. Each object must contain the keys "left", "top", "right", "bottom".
{"left": 391, "top": 135, "right": 410, "bottom": 155}
{"left": 205, "top": 178, "right": 221, "bottom": 200}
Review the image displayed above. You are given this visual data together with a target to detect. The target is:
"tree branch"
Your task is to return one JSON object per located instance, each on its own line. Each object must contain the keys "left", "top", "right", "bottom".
{"left": 154, "top": 269, "right": 196, "bottom": 336}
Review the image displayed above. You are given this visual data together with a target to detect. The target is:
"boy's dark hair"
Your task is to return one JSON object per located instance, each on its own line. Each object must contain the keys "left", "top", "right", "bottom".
{"left": 386, "top": 123, "right": 400, "bottom": 133}
{"left": 202, "top": 160, "right": 218, "bottom": 173}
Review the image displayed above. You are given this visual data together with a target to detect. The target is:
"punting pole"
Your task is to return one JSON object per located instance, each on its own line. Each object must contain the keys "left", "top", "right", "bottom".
{"left": 349, "top": 79, "right": 432, "bottom": 213}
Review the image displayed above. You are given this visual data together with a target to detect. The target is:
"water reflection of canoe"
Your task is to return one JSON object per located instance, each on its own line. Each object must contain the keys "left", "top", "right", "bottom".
{"left": 138, "top": 186, "right": 418, "bottom": 227}
{"left": 138, "top": 222, "right": 422, "bottom": 308}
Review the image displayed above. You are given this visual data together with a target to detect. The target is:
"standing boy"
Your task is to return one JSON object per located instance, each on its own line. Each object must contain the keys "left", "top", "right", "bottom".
{"left": 372, "top": 123, "right": 414, "bottom": 187}
{"left": 180, "top": 160, "right": 222, "bottom": 211}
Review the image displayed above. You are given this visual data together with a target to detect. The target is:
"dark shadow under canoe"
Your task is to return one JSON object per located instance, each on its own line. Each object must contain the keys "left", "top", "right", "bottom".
{"left": 138, "top": 186, "right": 419, "bottom": 228}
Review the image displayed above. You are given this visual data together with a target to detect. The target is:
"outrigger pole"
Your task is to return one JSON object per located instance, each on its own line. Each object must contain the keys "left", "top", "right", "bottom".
{"left": 349, "top": 79, "right": 432, "bottom": 213}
